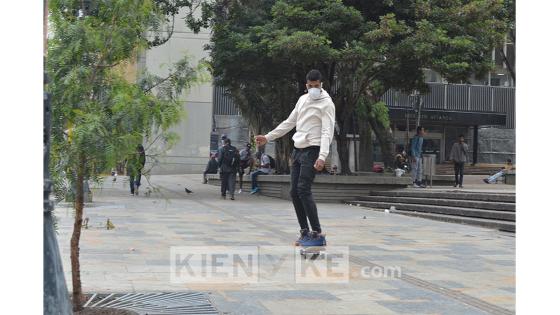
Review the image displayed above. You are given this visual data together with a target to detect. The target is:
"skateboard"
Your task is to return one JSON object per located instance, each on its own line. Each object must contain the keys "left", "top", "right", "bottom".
{"left": 299, "top": 245, "right": 326, "bottom": 260}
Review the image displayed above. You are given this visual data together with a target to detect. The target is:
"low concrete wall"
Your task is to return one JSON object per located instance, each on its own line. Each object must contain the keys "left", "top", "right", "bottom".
{"left": 207, "top": 174, "right": 409, "bottom": 203}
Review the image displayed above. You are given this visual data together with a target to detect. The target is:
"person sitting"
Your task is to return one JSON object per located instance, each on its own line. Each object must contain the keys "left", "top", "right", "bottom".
{"left": 395, "top": 153, "right": 407, "bottom": 170}
{"left": 484, "top": 159, "right": 515, "bottom": 184}
{"left": 202, "top": 153, "right": 219, "bottom": 184}
{"left": 238, "top": 143, "right": 254, "bottom": 192}
{"left": 250, "top": 151, "right": 273, "bottom": 194}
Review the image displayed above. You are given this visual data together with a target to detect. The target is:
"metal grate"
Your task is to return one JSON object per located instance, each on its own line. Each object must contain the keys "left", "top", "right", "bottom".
{"left": 83, "top": 292, "right": 219, "bottom": 315}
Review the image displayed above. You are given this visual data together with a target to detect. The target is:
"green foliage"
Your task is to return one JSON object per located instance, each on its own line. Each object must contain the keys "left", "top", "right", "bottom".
{"left": 192, "top": 0, "right": 508, "bottom": 172}
{"left": 357, "top": 98, "right": 390, "bottom": 129}
{"left": 48, "top": 0, "right": 204, "bottom": 199}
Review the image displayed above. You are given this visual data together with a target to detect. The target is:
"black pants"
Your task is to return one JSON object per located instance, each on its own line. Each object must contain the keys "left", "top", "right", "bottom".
{"left": 290, "top": 146, "right": 321, "bottom": 233}
{"left": 454, "top": 162, "right": 465, "bottom": 186}
{"left": 220, "top": 172, "right": 235, "bottom": 197}
{"left": 238, "top": 166, "right": 248, "bottom": 189}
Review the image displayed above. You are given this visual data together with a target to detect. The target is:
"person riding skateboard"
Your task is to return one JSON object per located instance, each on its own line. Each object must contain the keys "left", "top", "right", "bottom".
{"left": 255, "top": 69, "right": 335, "bottom": 247}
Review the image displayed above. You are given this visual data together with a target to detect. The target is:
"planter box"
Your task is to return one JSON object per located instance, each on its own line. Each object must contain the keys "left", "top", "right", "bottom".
{"left": 207, "top": 174, "right": 409, "bottom": 203}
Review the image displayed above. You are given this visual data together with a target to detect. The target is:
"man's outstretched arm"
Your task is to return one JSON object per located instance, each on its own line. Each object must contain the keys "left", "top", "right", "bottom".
{"left": 256, "top": 105, "right": 298, "bottom": 146}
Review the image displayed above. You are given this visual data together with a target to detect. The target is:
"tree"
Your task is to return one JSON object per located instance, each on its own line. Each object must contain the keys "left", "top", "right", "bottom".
{"left": 194, "top": 0, "right": 508, "bottom": 173}
{"left": 47, "top": 0, "right": 203, "bottom": 310}
{"left": 498, "top": 0, "right": 515, "bottom": 82}
{"left": 337, "top": 0, "right": 508, "bottom": 168}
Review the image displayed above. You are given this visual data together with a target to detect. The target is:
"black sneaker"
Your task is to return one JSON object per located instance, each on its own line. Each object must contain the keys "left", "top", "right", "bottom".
{"left": 230, "top": 196, "right": 235, "bottom": 200}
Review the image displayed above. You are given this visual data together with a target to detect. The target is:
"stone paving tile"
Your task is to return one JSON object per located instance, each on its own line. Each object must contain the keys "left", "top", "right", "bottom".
{"left": 55, "top": 174, "right": 515, "bottom": 314}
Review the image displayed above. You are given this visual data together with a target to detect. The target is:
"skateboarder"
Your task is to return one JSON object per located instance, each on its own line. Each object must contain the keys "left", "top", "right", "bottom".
{"left": 255, "top": 69, "right": 335, "bottom": 247}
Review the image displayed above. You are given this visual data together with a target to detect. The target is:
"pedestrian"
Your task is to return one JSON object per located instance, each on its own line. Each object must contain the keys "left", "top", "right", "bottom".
{"left": 218, "top": 138, "right": 239, "bottom": 200}
{"left": 484, "top": 159, "right": 514, "bottom": 184}
{"left": 214, "top": 134, "right": 228, "bottom": 161}
{"left": 202, "top": 153, "right": 219, "bottom": 184}
{"left": 410, "top": 126, "right": 426, "bottom": 188}
{"left": 449, "top": 134, "right": 469, "bottom": 188}
{"left": 249, "top": 151, "right": 272, "bottom": 194}
{"left": 255, "top": 69, "right": 335, "bottom": 248}
{"left": 238, "top": 143, "right": 254, "bottom": 193}
{"left": 127, "top": 144, "right": 146, "bottom": 196}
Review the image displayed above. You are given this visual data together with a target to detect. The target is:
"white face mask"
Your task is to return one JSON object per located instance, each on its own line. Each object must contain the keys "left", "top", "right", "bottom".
{"left": 308, "top": 87, "right": 322, "bottom": 99}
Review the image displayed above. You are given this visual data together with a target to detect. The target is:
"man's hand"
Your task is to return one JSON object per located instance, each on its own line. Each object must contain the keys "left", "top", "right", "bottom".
{"left": 314, "top": 159, "right": 325, "bottom": 171}
{"left": 255, "top": 135, "right": 268, "bottom": 147}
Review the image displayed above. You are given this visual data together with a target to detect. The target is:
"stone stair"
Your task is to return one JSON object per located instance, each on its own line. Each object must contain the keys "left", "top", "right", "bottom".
{"left": 346, "top": 190, "right": 515, "bottom": 232}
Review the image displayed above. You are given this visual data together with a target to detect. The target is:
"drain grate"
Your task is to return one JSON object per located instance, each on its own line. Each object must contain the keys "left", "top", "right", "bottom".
{"left": 83, "top": 292, "right": 219, "bottom": 315}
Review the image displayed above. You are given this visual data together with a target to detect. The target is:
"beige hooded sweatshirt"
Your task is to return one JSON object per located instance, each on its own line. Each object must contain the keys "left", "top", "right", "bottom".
{"left": 265, "top": 89, "right": 336, "bottom": 161}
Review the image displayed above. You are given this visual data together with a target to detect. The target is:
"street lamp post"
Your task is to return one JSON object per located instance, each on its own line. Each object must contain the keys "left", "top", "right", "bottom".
{"left": 44, "top": 0, "right": 72, "bottom": 313}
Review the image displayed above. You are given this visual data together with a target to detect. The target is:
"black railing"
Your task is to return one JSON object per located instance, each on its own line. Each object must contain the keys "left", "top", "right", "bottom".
{"left": 381, "top": 83, "right": 515, "bottom": 128}
{"left": 213, "top": 85, "right": 241, "bottom": 116}
{"left": 213, "top": 83, "right": 515, "bottom": 128}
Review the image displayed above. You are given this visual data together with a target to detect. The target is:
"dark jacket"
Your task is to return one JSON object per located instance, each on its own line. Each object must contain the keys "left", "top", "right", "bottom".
{"left": 127, "top": 149, "right": 146, "bottom": 175}
{"left": 449, "top": 142, "right": 469, "bottom": 163}
{"left": 205, "top": 158, "right": 219, "bottom": 174}
{"left": 218, "top": 144, "right": 239, "bottom": 173}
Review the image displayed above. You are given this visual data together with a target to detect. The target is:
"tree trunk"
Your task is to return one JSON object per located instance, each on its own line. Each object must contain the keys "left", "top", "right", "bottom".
{"left": 71, "top": 154, "right": 86, "bottom": 311}
{"left": 358, "top": 117, "right": 373, "bottom": 172}
{"left": 335, "top": 132, "right": 352, "bottom": 175}
{"left": 274, "top": 133, "right": 294, "bottom": 174}
{"left": 368, "top": 118, "right": 395, "bottom": 169}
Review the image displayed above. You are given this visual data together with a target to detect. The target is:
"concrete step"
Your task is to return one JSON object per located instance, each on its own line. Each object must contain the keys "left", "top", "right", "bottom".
{"left": 370, "top": 190, "right": 515, "bottom": 203}
{"left": 385, "top": 209, "right": 515, "bottom": 233}
{"left": 358, "top": 195, "right": 515, "bottom": 211}
{"left": 346, "top": 201, "right": 515, "bottom": 222}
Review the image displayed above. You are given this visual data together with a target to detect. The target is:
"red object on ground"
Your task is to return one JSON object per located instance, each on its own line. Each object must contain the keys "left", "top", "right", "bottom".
{"left": 373, "top": 165, "right": 384, "bottom": 173}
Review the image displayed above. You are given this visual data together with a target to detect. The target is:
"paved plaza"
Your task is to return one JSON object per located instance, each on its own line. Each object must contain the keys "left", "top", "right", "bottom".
{"left": 55, "top": 174, "right": 515, "bottom": 314}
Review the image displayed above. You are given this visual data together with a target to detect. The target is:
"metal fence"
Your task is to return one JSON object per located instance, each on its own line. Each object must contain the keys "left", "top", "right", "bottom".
{"left": 213, "top": 85, "right": 241, "bottom": 116}
{"left": 214, "top": 82, "right": 516, "bottom": 128}
{"left": 381, "top": 83, "right": 515, "bottom": 128}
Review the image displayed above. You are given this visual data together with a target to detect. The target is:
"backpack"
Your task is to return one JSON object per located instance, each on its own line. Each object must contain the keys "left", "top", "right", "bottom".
{"left": 240, "top": 148, "right": 250, "bottom": 162}
{"left": 222, "top": 145, "right": 239, "bottom": 168}
{"left": 267, "top": 155, "right": 276, "bottom": 169}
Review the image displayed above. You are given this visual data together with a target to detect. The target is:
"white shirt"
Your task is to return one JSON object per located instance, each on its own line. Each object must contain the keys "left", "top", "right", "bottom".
{"left": 258, "top": 154, "right": 272, "bottom": 174}
{"left": 264, "top": 90, "right": 336, "bottom": 161}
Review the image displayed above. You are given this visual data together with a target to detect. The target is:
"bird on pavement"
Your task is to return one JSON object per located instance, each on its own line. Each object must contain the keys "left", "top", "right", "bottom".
{"left": 185, "top": 188, "right": 193, "bottom": 194}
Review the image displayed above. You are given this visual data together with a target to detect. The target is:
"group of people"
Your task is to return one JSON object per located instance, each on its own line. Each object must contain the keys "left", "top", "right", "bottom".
{"left": 400, "top": 127, "right": 513, "bottom": 188}
{"left": 202, "top": 135, "right": 275, "bottom": 200}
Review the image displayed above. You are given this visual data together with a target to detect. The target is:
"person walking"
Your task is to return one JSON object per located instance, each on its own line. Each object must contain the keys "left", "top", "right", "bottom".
{"left": 202, "top": 153, "right": 219, "bottom": 184}
{"left": 217, "top": 138, "right": 239, "bottom": 200}
{"left": 255, "top": 69, "right": 335, "bottom": 247}
{"left": 410, "top": 126, "right": 426, "bottom": 188}
{"left": 249, "top": 151, "right": 272, "bottom": 194}
{"left": 449, "top": 134, "right": 469, "bottom": 188}
{"left": 238, "top": 143, "right": 254, "bottom": 193}
{"left": 127, "top": 144, "right": 146, "bottom": 196}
